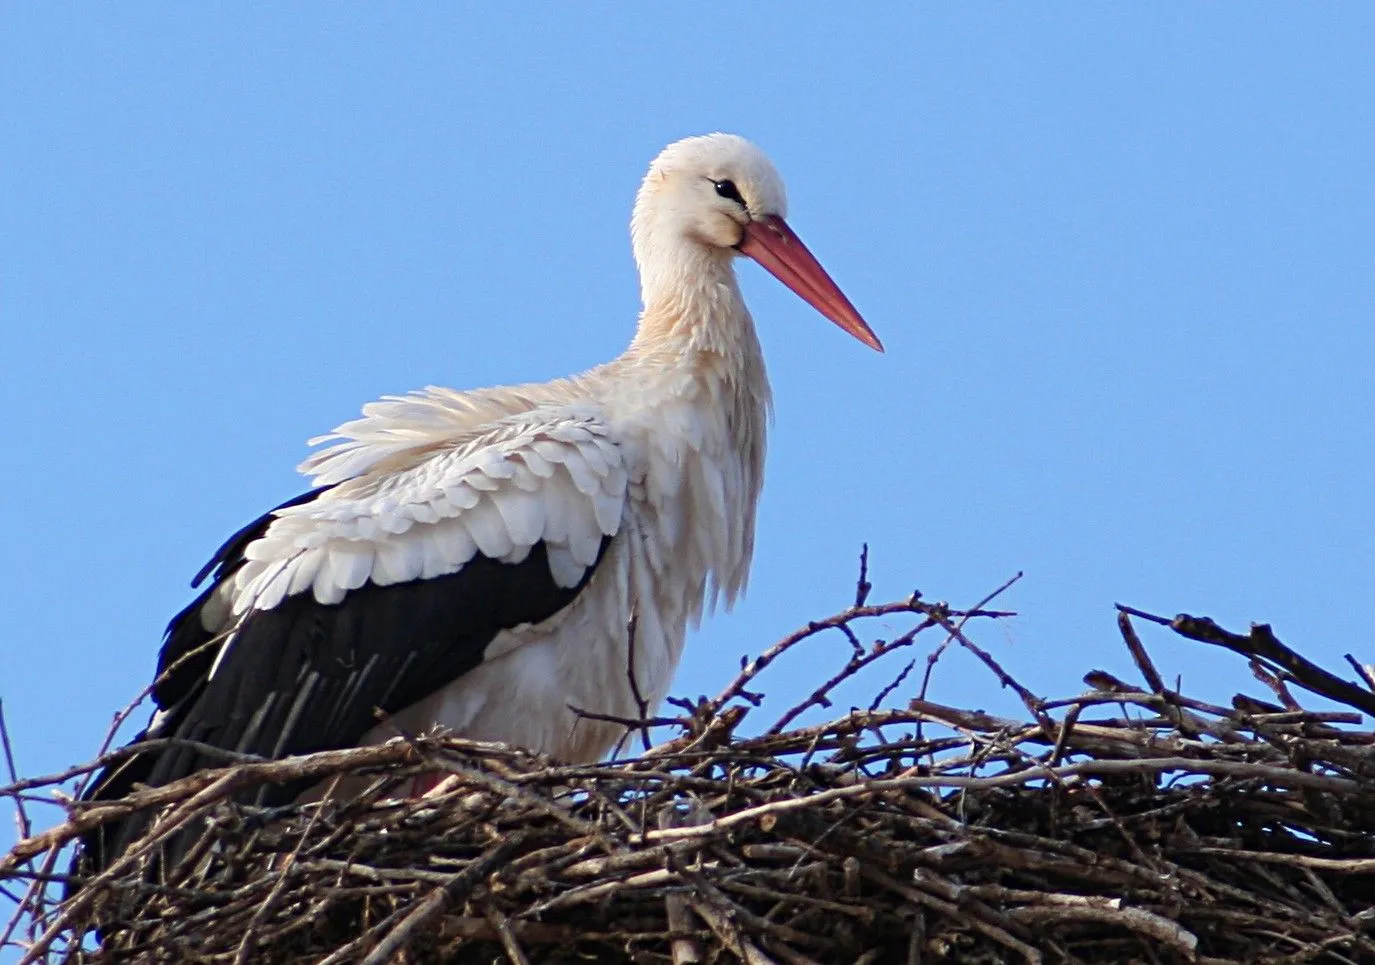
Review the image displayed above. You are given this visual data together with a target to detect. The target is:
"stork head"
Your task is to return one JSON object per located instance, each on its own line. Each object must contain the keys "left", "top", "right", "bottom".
{"left": 632, "top": 133, "right": 883, "bottom": 352}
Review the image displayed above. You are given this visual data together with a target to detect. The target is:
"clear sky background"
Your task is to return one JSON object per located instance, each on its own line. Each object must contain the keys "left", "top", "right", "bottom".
{"left": 3, "top": 7, "right": 1373, "bottom": 882}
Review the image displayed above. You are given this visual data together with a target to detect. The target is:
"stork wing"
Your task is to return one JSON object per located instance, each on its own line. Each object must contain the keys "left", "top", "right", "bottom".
{"left": 79, "top": 408, "right": 627, "bottom": 873}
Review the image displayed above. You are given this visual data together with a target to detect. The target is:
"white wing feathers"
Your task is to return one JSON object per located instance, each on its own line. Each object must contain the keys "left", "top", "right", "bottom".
{"left": 298, "top": 384, "right": 591, "bottom": 486}
{"left": 228, "top": 406, "right": 628, "bottom": 616}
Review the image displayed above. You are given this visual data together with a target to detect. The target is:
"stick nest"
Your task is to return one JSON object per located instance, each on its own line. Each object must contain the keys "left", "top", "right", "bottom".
{"left": 6, "top": 561, "right": 1375, "bottom": 964}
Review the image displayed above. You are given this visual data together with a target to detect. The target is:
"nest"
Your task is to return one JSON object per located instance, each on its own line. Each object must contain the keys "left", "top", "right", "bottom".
{"left": 6, "top": 560, "right": 1375, "bottom": 964}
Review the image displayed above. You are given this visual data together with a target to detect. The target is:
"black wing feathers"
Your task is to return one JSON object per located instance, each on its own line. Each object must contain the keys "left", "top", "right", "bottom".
{"left": 155, "top": 486, "right": 335, "bottom": 709}
{"left": 75, "top": 486, "right": 609, "bottom": 885}
{"left": 142, "top": 544, "right": 601, "bottom": 804}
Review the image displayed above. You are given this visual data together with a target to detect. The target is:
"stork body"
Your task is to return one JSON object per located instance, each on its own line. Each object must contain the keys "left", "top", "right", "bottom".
{"left": 307, "top": 316, "right": 770, "bottom": 763}
{"left": 76, "top": 134, "right": 880, "bottom": 876}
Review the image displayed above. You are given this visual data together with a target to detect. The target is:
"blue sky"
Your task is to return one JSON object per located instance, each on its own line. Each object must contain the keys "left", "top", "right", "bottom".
{"left": 3, "top": 6, "right": 1373, "bottom": 873}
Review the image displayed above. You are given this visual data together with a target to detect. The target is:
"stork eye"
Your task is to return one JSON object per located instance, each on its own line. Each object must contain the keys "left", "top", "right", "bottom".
{"left": 713, "top": 179, "right": 746, "bottom": 207}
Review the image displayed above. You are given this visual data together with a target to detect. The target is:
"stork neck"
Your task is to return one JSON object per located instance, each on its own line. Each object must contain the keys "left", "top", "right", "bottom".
{"left": 621, "top": 235, "right": 771, "bottom": 618}
{"left": 630, "top": 239, "right": 758, "bottom": 362}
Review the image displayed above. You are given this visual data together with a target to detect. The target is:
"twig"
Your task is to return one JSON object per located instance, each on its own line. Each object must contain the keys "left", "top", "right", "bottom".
{"left": 915, "top": 571, "right": 1023, "bottom": 739}
{"left": 708, "top": 595, "right": 1015, "bottom": 721}
{"left": 359, "top": 834, "right": 527, "bottom": 965}
{"left": 1008, "top": 905, "right": 1198, "bottom": 957}
{"left": 1118, "top": 606, "right": 1375, "bottom": 718}
{"left": 2, "top": 738, "right": 267, "bottom": 799}
{"left": 855, "top": 544, "right": 872, "bottom": 607}
{"left": 1343, "top": 654, "right": 1375, "bottom": 694}
{"left": 0, "top": 703, "right": 32, "bottom": 845}
{"left": 486, "top": 908, "right": 533, "bottom": 965}
{"left": 0, "top": 701, "right": 40, "bottom": 952}
{"left": 625, "top": 612, "right": 654, "bottom": 752}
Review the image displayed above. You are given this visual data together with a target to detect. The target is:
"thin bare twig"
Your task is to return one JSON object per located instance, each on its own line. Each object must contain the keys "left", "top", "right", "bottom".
{"left": 855, "top": 544, "right": 873, "bottom": 608}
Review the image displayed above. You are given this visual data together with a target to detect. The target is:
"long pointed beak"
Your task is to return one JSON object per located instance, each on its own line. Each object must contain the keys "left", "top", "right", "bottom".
{"left": 737, "top": 215, "right": 883, "bottom": 352}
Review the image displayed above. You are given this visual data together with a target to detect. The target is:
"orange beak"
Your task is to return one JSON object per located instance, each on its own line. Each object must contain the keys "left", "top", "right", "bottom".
{"left": 737, "top": 215, "right": 883, "bottom": 352}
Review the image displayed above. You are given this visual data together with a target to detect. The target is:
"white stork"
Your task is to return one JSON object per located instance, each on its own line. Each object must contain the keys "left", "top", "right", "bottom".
{"left": 77, "top": 133, "right": 881, "bottom": 874}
